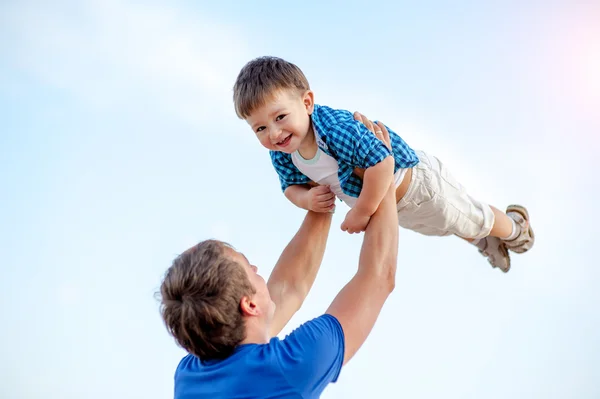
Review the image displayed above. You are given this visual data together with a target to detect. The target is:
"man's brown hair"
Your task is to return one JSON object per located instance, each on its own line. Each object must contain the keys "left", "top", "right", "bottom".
{"left": 233, "top": 56, "right": 310, "bottom": 119}
{"left": 159, "top": 240, "right": 255, "bottom": 360}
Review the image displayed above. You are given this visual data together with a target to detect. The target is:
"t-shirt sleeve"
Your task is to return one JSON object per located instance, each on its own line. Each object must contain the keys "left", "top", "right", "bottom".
{"left": 328, "top": 120, "right": 393, "bottom": 169}
{"left": 275, "top": 314, "right": 345, "bottom": 396}
{"left": 269, "top": 150, "right": 311, "bottom": 192}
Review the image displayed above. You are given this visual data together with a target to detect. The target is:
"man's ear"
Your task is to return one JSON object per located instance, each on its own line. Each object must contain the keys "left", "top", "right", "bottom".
{"left": 240, "top": 295, "right": 260, "bottom": 317}
{"left": 303, "top": 90, "right": 315, "bottom": 114}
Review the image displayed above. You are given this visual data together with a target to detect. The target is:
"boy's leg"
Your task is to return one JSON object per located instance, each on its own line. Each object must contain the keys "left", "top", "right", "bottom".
{"left": 462, "top": 235, "right": 511, "bottom": 272}
{"left": 488, "top": 206, "right": 514, "bottom": 238}
{"left": 396, "top": 150, "right": 534, "bottom": 272}
{"left": 467, "top": 205, "right": 534, "bottom": 272}
{"left": 503, "top": 205, "right": 535, "bottom": 253}
{"left": 396, "top": 151, "right": 511, "bottom": 271}
{"left": 482, "top": 204, "right": 534, "bottom": 252}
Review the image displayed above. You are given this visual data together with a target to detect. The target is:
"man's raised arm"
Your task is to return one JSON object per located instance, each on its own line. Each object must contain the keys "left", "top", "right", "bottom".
{"left": 267, "top": 210, "right": 333, "bottom": 337}
{"left": 326, "top": 119, "right": 399, "bottom": 365}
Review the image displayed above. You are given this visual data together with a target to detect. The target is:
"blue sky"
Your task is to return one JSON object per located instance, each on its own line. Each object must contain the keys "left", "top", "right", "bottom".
{"left": 1, "top": 0, "right": 599, "bottom": 398}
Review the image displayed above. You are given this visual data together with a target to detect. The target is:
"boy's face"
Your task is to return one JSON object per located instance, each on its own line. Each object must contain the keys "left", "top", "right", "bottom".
{"left": 245, "top": 88, "right": 314, "bottom": 154}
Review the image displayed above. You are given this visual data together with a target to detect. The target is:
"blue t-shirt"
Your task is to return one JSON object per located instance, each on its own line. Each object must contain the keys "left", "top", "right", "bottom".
{"left": 174, "top": 314, "right": 345, "bottom": 398}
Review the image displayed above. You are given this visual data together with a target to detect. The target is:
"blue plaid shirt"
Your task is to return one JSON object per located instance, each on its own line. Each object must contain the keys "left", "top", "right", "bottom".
{"left": 270, "top": 104, "right": 419, "bottom": 198}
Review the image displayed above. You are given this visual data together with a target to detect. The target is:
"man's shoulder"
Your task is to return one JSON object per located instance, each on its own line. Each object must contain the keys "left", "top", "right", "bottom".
{"left": 280, "top": 314, "right": 344, "bottom": 352}
{"left": 174, "top": 316, "right": 344, "bottom": 398}
{"left": 175, "top": 353, "right": 195, "bottom": 375}
{"left": 275, "top": 314, "right": 345, "bottom": 389}
{"left": 174, "top": 347, "right": 290, "bottom": 398}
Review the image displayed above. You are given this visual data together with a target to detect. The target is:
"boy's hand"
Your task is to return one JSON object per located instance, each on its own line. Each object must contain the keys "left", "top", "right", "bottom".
{"left": 341, "top": 208, "right": 371, "bottom": 234}
{"left": 306, "top": 185, "right": 336, "bottom": 213}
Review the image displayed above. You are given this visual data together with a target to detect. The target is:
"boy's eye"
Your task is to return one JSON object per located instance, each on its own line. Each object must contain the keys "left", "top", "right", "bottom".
{"left": 256, "top": 126, "right": 266, "bottom": 133}
{"left": 276, "top": 114, "right": 286, "bottom": 121}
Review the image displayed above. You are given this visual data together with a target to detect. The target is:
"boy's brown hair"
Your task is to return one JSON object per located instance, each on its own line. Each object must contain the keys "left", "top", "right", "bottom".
{"left": 159, "top": 240, "right": 255, "bottom": 360}
{"left": 233, "top": 56, "right": 310, "bottom": 119}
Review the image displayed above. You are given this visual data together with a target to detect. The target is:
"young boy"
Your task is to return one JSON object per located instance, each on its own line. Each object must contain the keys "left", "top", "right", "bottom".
{"left": 233, "top": 56, "right": 534, "bottom": 272}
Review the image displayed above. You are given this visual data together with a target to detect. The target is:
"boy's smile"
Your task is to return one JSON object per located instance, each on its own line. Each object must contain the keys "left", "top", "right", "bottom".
{"left": 275, "top": 134, "right": 292, "bottom": 148}
{"left": 246, "top": 89, "right": 316, "bottom": 156}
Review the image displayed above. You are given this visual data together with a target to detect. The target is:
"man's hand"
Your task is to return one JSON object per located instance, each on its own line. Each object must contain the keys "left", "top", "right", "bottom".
{"left": 353, "top": 112, "right": 392, "bottom": 151}
{"left": 341, "top": 208, "right": 371, "bottom": 234}
{"left": 306, "top": 185, "right": 336, "bottom": 213}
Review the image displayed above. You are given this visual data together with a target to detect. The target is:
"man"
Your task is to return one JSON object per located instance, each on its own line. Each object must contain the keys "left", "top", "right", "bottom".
{"left": 159, "top": 114, "right": 399, "bottom": 398}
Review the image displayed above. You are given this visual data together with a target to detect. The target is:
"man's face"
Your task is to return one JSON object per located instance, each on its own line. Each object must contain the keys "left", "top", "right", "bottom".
{"left": 245, "top": 88, "right": 314, "bottom": 154}
{"left": 227, "top": 248, "right": 275, "bottom": 321}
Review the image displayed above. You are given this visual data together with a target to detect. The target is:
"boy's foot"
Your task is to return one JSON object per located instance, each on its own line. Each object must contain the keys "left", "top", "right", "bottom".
{"left": 504, "top": 205, "right": 535, "bottom": 254}
{"left": 475, "top": 236, "right": 511, "bottom": 273}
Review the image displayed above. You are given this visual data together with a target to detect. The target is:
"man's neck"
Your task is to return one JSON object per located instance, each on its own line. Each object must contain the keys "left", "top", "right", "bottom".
{"left": 241, "top": 320, "right": 270, "bottom": 345}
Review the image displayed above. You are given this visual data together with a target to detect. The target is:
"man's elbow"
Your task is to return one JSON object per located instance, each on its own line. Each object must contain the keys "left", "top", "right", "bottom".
{"left": 369, "top": 260, "right": 397, "bottom": 295}
{"left": 384, "top": 261, "right": 396, "bottom": 294}
{"left": 386, "top": 268, "right": 396, "bottom": 293}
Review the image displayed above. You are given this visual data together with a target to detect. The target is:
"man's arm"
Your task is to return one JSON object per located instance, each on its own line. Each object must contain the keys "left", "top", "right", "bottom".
{"left": 326, "top": 119, "right": 399, "bottom": 365}
{"left": 267, "top": 210, "right": 333, "bottom": 337}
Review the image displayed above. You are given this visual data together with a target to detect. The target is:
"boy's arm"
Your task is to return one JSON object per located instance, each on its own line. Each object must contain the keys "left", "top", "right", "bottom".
{"left": 340, "top": 116, "right": 395, "bottom": 233}
{"left": 353, "top": 155, "right": 395, "bottom": 216}
{"left": 268, "top": 210, "right": 333, "bottom": 337}
{"left": 285, "top": 184, "right": 336, "bottom": 213}
{"left": 284, "top": 184, "right": 311, "bottom": 209}
{"left": 270, "top": 151, "right": 335, "bottom": 212}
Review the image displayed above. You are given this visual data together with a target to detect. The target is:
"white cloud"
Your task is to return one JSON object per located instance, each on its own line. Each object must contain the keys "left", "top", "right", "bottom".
{"left": 1, "top": 0, "right": 252, "bottom": 125}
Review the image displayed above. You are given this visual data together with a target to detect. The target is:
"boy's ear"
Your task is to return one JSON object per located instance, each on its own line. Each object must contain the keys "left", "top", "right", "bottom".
{"left": 303, "top": 90, "right": 315, "bottom": 114}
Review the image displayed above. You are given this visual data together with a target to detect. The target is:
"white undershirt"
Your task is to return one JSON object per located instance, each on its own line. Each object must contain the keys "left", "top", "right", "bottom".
{"left": 291, "top": 146, "right": 407, "bottom": 209}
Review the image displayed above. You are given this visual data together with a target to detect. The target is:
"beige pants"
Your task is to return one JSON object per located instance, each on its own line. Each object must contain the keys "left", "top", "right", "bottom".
{"left": 396, "top": 151, "right": 494, "bottom": 239}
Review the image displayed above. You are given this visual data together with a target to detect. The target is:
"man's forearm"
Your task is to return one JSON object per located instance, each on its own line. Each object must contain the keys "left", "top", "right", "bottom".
{"left": 267, "top": 210, "right": 333, "bottom": 336}
{"left": 324, "top": 180, "right": 399, "bottom": 365}
{"left": 354, "top": 156, "right": 395, "bottom": 216}
{"left": 284, "top": 184, "right": 311, "bottom": 210}
{"left": 358, "top": 181, "right": 399, "bottom": 281}
{"left": 269, "top": 210, "right": 332, "bottom": 295}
